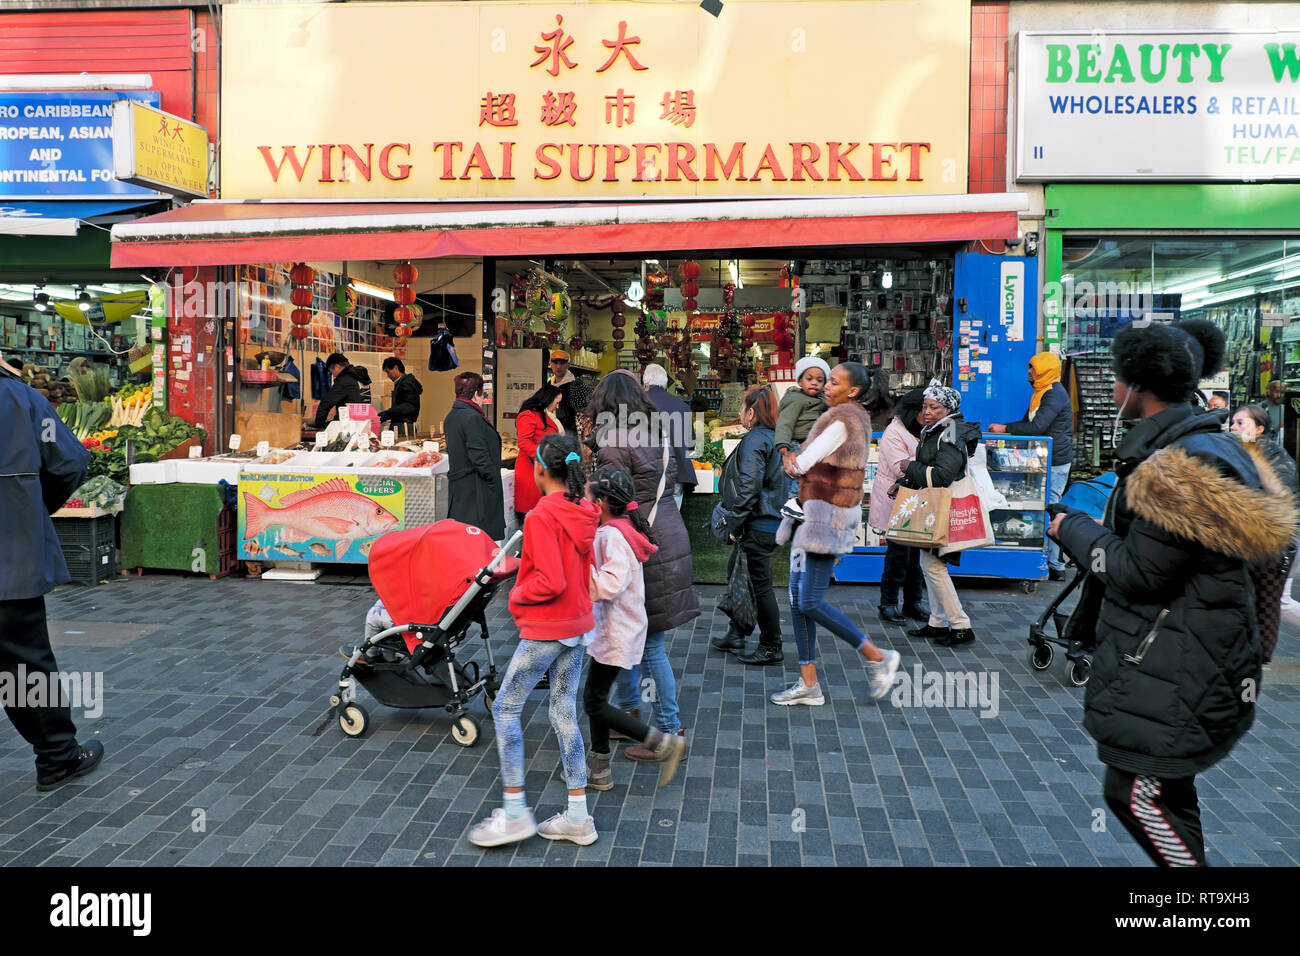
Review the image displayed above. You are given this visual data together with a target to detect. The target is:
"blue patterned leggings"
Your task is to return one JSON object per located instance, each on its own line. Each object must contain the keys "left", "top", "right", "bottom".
{"left": 491, "top": 638, "right": 587, "bottom": 790}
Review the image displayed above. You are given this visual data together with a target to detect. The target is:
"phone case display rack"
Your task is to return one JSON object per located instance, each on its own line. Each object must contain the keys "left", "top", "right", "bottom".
{"left": 834, "top": 435, "right": 1052, "bottom": 589}
{"left": 798, "top": 257, "right": 954, "bottom": 393}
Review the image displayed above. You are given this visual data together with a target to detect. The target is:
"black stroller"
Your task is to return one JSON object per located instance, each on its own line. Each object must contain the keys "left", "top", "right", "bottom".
{"left": 1026, "top": 473, "right": 1116, "bottom": 687}
{"left": 315, "top": 522, "right": 522, "bottom": 746}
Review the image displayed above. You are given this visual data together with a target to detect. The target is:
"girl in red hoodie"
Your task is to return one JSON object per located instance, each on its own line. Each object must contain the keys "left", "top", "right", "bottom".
{"left": 469, "top": 434, "right": 602, "bottom": 849}
{"left": 582, "top": 467, "right": 686, "bottom": 792}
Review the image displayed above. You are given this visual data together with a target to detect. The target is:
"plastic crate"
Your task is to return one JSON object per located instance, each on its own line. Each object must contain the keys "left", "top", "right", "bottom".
{"left": 53, "top": 514, "right": 115, "bottom": 551}
{"left": 63, "top": 542, "right": 117, "bottom": 585}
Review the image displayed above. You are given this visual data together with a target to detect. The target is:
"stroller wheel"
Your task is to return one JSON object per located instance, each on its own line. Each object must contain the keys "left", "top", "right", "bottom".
{"left": 1027, "top": 642, "right": 1054, "bottom": 671}
{"left": 450, "top": 714, "right": 480, "bottom": 747}
{"left": 339, "top": 703, "right": 369, "bottom": 738}
{"left": 1066, "top": 656, "right": 1092, "bottom": 687}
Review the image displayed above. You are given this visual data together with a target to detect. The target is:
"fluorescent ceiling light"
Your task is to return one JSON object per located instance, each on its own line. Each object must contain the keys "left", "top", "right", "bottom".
{"left": 1183, "top": 286, "right": 1257, "bottom": 309}
{"left": 729, "top": 260, "right": 743, "bottom": 290}
{"left": 350, "top": 279, "right": 395, "bottom": 302}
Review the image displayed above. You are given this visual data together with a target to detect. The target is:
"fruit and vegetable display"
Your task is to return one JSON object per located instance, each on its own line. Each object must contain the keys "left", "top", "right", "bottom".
{"left": 694, "top": 440, "right": 726, "bottom": 470}
{"left": 19, "top": 364, "right": 72, "bottom": 405}
{"left": 80, "top": 405, "right": 206, "bottom": 482}
{"left": 62, "top": 476, "right": 127, "bottom": 512}
{"left": 106, "top": 383, "right": 154, "bottom": 427}
{"left": 57, "top": 383, "right": 156, "bottom": 440}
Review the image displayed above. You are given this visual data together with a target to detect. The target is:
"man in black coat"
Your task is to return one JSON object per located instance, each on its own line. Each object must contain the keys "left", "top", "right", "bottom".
{"left": 378, "top": 357, "right": 423, "bottom": 436}
{"left": 442, "top": 371, "right": 505, "bottom": 540}
{"left": 642, "top": 364, "right": 697, "bottom": 510}
{"left": 311, "top": 352, "right": 373, "bottom": 428}
{"left": 1050, "top": 322, "right": 1294, "bottom": 867}
{"left": 0, "top": 357, "right": 106, "bottom": 790}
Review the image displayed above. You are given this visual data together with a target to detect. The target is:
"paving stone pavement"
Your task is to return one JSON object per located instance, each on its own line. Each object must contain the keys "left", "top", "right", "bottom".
{"left": 2, "top": 572, "right": 1298, "bottom": 867}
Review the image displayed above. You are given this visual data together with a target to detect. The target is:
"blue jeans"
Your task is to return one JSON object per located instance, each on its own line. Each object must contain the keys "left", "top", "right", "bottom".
{"left": 789, "top": 551, "right": 869, "bottom": 666}
{"left": 1047, "top": 464, "right": 1071, "bottom": 570}
{"left": 611, "top": 631, "right": 680, "bottom": 734}
{"left": 491, "top": 638, "right": 587, "bottom": 790}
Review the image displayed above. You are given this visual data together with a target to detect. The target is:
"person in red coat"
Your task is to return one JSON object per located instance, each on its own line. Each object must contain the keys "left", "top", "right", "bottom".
{"left": 513, "top": 384, "right": 563, "bottom": 522}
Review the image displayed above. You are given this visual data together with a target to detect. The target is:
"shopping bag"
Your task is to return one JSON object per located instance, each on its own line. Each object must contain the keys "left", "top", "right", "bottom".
{"left": 885, "top": 485, "right": 951, "bottom": 548}
{"left": 717, "top": 545, "right": 756, "bottom": 634}
{"left": 939, "top": 473, "right": 996, "bottom": 555}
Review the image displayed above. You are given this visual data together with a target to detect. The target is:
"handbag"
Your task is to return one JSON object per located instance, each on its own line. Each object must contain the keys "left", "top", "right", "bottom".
{"left": 648, "top": 442, "right": 671, "bottom": 525}
{"left": 885, "top": 470, "right": 951, "bottom": 548}
{"left": 938, "top": 471, "right": 996, "bottom": 555}
{"left": 717, "top": 546, "right": 756, "bottom": 635}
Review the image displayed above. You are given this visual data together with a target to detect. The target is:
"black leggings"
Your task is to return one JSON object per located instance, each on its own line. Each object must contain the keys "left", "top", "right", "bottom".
{"left": 583, "top": 659, "right": 652, "bottom": 755}
{"left": 1104, "top": 766, "right": 1206, "bottom": 867}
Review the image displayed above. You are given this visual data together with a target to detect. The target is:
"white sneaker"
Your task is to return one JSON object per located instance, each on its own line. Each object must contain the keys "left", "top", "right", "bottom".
{"left": 867, "top": 649, "right": 902, "bottom": 700}
{"left": 537, "top": 812, "right": 598, "bottom": 846}
{"left": 468, "top": 807, "right": 537, "bottom": 848}
{"left": 770, "top": 678, "right": 825, "bottom": 706}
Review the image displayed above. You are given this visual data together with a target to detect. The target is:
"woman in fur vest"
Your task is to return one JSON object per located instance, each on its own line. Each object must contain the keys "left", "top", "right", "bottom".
{"left": 899, "top": 381, "right": 983, "bottom": 647}
{"left": 1049, "top": 321, "right": 1296, "bottom": 867}
{"left": 775, "top": 362, "right": 902, "bottom": 706}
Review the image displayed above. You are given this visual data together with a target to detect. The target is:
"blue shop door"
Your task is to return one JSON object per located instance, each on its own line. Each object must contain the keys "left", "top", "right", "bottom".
{"left": 952, "top": 252, "right": 1039, "bottom": 430}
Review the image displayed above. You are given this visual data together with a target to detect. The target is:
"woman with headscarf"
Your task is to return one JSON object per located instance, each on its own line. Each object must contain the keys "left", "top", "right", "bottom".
{"left": 898, "top": 381, "right": 982, "bottom": 646}
{"left": 989, "top": 352, "right": 1074, "bottom": 580}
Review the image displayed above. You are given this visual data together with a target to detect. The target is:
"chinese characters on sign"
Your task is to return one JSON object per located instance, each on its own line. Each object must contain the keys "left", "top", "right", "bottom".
{"left": 226, "top": 1, "right": 971, "bottom": 198}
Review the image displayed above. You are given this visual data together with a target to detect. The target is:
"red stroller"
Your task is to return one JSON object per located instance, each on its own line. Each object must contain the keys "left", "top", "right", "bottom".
{"left": 316, "top": 521, "right": 522, "bottom": 746}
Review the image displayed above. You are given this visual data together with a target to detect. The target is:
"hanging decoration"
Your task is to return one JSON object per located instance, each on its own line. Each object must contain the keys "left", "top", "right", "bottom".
{"left": 722, "top": 282, "right": 736, "bottom": 307}
{"left": 392, "top": 262, "right": 418, "bottom": 347}
{"left": 610, "top": 297, "right": 626, "bottom": 350}
{"left": 569, "top": 298, "right": 587, "bottom": 353}
{"left": 289, "top": 262, "right": 315, "bottom": 341}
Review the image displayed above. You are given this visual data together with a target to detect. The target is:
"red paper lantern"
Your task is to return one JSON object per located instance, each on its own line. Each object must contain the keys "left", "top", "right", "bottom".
{"left": 290, "top": 287, "right": 313, "bottom": 307}
{"left": 682, "top": 261, "right": 701, "bottom": 280}
{"left": 682, "top": 298, "right": 697, "bottom": 312}
{"left": 291, "top": 308, "right": 312, "bottom": 326}
{"left": 393, "top": 286, "right": 416, "bottom": 305}
{"left": 741, "top": 314, "right": 755, "bottom": 328}
{"left": 395, "top": 325, "right": 413, "bottom": 338}
{"left": 610, "top": 299, "right": 624, "bottom": 314}
{"left": 392, "top": 263, "right": 418, "bottom": 286}
{"left": 681, "top": 281, "right": 699, "bottom": 299}
{"left": 569, "top": 336, "right": 583, "bottom": 351}
{"left": 290, "top": 326, "right": 311, "bottom": 340}
{"left": 289, "top": 263, "right": 315, "bottom": 286}
{"left": 612, "top": 327, "right": 626, "bottom": 340}
{"left": 394, "top": 306, "right": 415, "bottom": 325}
{"left": 611, "top": 314, "right": 626, "bottom": 328}
{"left": 774, "top": 313, "right": 790, "bottom": 332}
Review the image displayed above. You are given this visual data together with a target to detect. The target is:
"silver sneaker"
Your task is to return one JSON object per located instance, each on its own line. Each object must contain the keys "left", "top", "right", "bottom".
{"left": 468, "top": 807, "right": 537, "bottom": 848}
{"left": 770, "top": 678, "right": 825, "bottom": 706}
{"left": 537, "top": 812, "right": 598, "bottom": 846}
{"left": 867, "top": 649, "right": 902, "bottom": 700}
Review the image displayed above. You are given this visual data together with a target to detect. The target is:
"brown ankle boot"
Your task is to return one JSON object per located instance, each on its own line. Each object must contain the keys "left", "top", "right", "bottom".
{"left": 625, "top": 728, "right": 686, "bottom": 764}
{"left": 586, "top": 749, "right": 613, "bottom": 791}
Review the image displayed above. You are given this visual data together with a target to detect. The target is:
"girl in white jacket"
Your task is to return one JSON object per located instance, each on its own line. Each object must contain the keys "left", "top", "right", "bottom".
{"left": 582, "top": 466, "right": 687, "bottom": 790}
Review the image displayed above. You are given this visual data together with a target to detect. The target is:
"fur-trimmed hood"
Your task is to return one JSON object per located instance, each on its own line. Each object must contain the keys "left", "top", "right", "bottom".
{"left": 1126, "top": 441, "right": 1298, "bottom": 565}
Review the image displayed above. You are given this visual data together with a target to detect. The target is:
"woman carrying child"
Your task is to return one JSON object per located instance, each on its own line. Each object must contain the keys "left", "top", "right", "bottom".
{"left": 583, "top": 466, "right": 687, "bottom": 790}
{"left": 468, "top": 434, "right": 602, "bottom": 849}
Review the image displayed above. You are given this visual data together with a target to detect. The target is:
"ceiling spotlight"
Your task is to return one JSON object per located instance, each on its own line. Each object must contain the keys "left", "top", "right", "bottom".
{"left": 34, "top": 288, "right": 49, "bottom": 311}
{"left": 77, "top": 287, "right": 92, "bottom": 312}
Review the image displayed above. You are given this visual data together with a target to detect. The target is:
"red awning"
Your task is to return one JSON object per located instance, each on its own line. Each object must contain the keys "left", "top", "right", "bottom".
{"left": 110, "top": 195, "right": 1027, "bottom": 267}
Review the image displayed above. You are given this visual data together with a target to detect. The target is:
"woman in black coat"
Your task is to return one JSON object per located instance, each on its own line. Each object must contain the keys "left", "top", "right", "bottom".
{"left": 588, "top": 369, "right": 698, "bottom": 757}
{"left": 711, "top": 387, "right": 787, "bottom": 665}
{"left": 1051, "top": 323, "right": 1296, "bottom": 867}
{"left": 442, "top": 371, "right": 505, "bottom": 540}
{"left": 898, "top": 381, "right": 982, "bottom": 647}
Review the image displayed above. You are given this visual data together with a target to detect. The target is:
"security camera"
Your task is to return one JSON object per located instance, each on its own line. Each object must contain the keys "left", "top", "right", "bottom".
{"left": 1005, "top": 230, "right": 1024, "bottom": 250}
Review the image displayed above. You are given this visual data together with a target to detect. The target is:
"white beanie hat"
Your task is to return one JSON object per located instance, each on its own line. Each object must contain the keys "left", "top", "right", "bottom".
{"left": 793, "top": 356, "right": 831, "bottom": 383}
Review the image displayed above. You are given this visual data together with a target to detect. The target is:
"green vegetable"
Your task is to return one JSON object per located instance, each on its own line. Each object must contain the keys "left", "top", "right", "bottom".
{"left": 694, "top": 441, "right": 726, "bottom": 470}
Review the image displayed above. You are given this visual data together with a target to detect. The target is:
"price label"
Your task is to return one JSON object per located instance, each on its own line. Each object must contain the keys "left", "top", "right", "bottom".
{"left": 422, "top": 441, "right": 435, "bottom": 453}
{"left": 189, "top": 445, "right": 202, "bottom": 459}
{"left": 338, "top": 406, "right": 350, "bottom": 422}
{"left": 314, "top": 432, "right": 328, "bottom": 448}
{"left": 256, "top": 441, "right": 270, "bottom": 457}
{"left": 430, "top": 441, "right": 440, "bottom": 455}
{"left": 229, "top": 433, "right": 242, "bottom": 451}
{"left": 380, "top": 430, "right": 395, "bottom": 447}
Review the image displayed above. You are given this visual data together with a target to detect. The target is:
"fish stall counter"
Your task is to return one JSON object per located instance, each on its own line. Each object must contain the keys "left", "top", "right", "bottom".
{"left": 237, "top": 449, "right": 448, "bottom": 571}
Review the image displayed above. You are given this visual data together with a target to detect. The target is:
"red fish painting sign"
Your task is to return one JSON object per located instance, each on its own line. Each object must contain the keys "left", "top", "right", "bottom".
{"left": 237, "top": 473, "right": 404, "bottom": 562}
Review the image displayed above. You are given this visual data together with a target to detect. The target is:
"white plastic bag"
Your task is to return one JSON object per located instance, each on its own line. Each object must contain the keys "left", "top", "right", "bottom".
{"left": 967, "top": 444, "right": 1008, "bottom": 510}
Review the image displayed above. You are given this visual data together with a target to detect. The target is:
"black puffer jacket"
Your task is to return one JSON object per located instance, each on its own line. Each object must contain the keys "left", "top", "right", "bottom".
{"left": 1054, "top": 405, "right": 1296, "bottom": 779}
{"left": 1257, "top": 437, "right": 1299, "bottom": 501}
{"left": 719, "top": 425, "right": 783, "bottom": 539}
{"left": 595, "top": 433, "right": 700, "bottom": 635}
{"left": 380, "top": 373, "right": 423, "bottom": 429}
{"left": 312, "top": 365, "right": 373, "bottom": 428}
{"left": 899, "top": 413, "right": 982, "bottom": 566}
